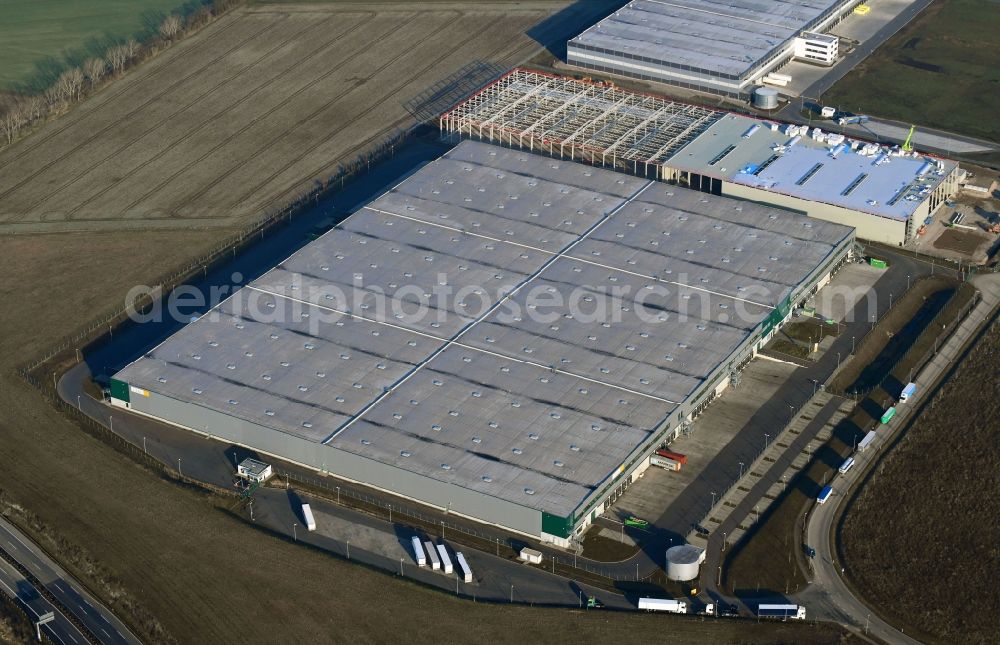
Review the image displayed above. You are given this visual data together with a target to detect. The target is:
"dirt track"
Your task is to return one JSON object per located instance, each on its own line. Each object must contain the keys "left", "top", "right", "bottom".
{"left": 0, "top": 1, "right": 594, "bottom": 234}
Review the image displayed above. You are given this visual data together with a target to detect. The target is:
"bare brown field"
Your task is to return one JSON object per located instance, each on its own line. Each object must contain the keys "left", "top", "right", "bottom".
{"left": 841, "top": 316, "right": 1000, "bottom": 644}
{"left": 0, "top": 1, "right": 587, "bottom": 235}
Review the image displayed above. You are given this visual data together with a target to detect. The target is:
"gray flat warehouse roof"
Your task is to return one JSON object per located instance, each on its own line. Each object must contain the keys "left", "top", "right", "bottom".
{"left": 115, "top": 141, "right": 851, "bottom": 517}
{"left": 570, "top": 0, "right": 854, "bottom": 79}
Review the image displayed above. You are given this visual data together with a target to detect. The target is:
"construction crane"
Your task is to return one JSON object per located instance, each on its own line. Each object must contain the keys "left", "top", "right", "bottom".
{"left": 902, "top": 124, "right": 916, "bottom": 152}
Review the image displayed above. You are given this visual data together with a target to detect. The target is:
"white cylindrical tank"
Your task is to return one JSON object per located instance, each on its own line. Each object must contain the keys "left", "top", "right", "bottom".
{"left": 753, "top": 87, "right": 779, "bottom": 110}
{"left": 666, "top": 544, "right": 706, "bottom": 581}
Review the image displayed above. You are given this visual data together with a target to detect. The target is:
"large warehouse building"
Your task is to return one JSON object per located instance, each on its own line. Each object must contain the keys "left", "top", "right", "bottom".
{"left": 441, "top": 70, "right": 961, "bottom": 246}
{"left": 566, "top": 0, "right": 864, "bottom": 96}
{"left": 110, "top": 141, "right": 853, "bottom": 546}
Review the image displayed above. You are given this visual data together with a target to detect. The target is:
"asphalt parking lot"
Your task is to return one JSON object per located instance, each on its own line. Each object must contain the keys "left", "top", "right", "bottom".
{"left": 609, "top": 358, "right": 799, "bottom": 537}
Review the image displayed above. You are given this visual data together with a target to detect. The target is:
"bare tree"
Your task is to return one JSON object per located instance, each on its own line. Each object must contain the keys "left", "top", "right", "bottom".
{"left": 52, "top": 68, "right": 84, "bottom": 104}
{"left": 123, "top": 38, "right": 141, "bottom": 63}
{"left": 84, "top": 57, "right": 106, "bottom": 87}
{"left": 44, "top": 83, "right": 63, "bottom": 108}
{"left": 66, "top": 68, "right": 85, "bottom": 100}
{"left": 160, "top": 14, "right": 183, "bottom": 40}
{"left": 107, "top": 44, "right": 128, "bottom": 75}
{"left": 25, "top": 95, "right": 45, "bottom": 121}
{"left": 1, "top": 105, "right": 27, "bottom": 144}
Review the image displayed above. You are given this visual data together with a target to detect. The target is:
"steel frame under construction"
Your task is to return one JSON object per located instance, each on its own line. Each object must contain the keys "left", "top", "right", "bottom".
{"left": 440, "top": 69, "right": 721, "bottom": 177}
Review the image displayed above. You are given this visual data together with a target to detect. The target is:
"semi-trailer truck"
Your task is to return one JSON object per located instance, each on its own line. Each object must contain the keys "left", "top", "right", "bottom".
{"left": 302, "top": 504, "right": 316, "bottom": 532}
{"left": 424, "top": 541, "right": 441, "bottom": 570}
{"left": 436, "top": 544, "right": 454, "bottom": 575}
{"left": 900, "top": 382, "right": 917, "bottom": 402}
{"left": 758, "top": 604, "right": 806, "bottom": 620}
{"left": 455, "top": 552, "right": 472, "bottom": 582}
{"left": 638, "top": 598, "right": 687, "bottom": 613}
{"left": 411, "top": 536, "right": 426, "bottom": 567}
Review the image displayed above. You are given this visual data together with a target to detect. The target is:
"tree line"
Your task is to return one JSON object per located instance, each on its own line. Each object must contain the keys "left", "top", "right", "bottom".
{"left": 0, "top": 0, "right": 242, "bottom": 146}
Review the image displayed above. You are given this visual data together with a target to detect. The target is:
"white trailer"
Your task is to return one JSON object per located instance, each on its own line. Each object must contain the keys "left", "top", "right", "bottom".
{"left": 411, "top": 536, "right": 426, "bottom": 567}
{"left": 768, "top": 72, "right": 793, "bottom": 83}
{"left": 424, "top": 541, "right": 441, "bottom": 570}
{"left": 301, "top": 504, "right": 316, "bottom": 532}
{"left": 638, "top": 598, "right": 687, "bottom": 613}
{"left": 857, "top": 430, "right": 878, "bottom": 452}
{"left": 758, "top": 604, "right": 806, "bottom": 620}
{"left": 455, "top": 552, "right": 472, "bottom": 583}
{"left": 436, "top": 544, "right": 454, "bottom": 574}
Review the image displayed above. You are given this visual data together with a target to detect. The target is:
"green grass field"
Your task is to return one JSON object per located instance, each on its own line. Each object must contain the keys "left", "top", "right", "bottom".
{"left": 0, "top": 0, "right": 199, "bottom": 92}
{"left": 824, "top": 0, "right": 1000, "bottom": 143}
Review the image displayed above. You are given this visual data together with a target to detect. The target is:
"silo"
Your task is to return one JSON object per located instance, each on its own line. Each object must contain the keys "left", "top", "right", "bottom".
{"left": 753, "top": 87, "right": 779, "bottom": 110}
{"left": 666, "top": 544, "right": 706, "bottom": 581}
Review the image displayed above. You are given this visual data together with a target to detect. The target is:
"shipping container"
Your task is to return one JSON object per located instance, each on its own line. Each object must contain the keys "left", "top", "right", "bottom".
{"left": 302, "top": 504, "right": 316, "bottom": 532}
{"left": 900, "top": 382, "right": 917, "bottom": 402}
{"left": 655, "top": 449, "right": 688, "bottom": 464}
{"left": 650, "top": 455, "right": 681, "bottom": 471}
{"left": 638, "top": 598, "right": 687, "bottom": 613}
{"left": 436, "top": 544, "right": 454, "bottom": 574}
{"left": 857, "top": 431, "right": 877, "bottom": 452}
{"left": 455, "top": 552, "right": 472, "bottom": 583}
{"left": 411, "top": 536, "right": 426, "bottom": 567}
{"left": 758, "top": 604, "right": 806, "bottom": 620}
{"left": 817, "top": 485, "right": 833, "bottom": 505}
{"left": 424, "top": 541, "right": 441, "bottom": 570}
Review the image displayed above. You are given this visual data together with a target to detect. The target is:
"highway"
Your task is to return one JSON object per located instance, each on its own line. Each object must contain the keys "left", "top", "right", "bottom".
{"left": 0, "top": 516, "right": 140, "bottom": 645}
{"left": 0, "top": 555, "right": 88, "bottom": 645}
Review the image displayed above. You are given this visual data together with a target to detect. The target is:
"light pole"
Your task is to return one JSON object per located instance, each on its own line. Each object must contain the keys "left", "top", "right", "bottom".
{"left": 388, "top": 504, "right": 392, "bottom": 523}
{"left": 77, "top": 395, "right": 81, "bottom": 410}
{"left": 763, "top": 433, "right": 770, "bottom": 453}
{"left": 851, "top": 335, "right": 855, "bottom": 354}
{"left": 293, "top": 523, "right": 297, "bottom": 541}
{"left": 336, "top": 486, "right": 340, "bottom": 503}
{"left": 346, "top": 541, "right": 350, "bottom": 559}
{"left": 710, "top": 491, "right": 717, "bottom": 515}
{"left": 906, "top": 274, "right": 911, "bottom": 291}
{"left": 738, "top": 461, "right": 745, "bottom": 480}
{"left": 177, "top": 458, "right": 182, "bottom": 479}
{"left": 400, "top": 558, "right": 403, "bottom": 575}
{"left": 510, "top": 584, "right": 514, "bottom": 603}
{"left": 836, "top": 351, "right": 841, "bottom": 370}
{"left": 143, "top": 436, "right": 147, "bottom": 454}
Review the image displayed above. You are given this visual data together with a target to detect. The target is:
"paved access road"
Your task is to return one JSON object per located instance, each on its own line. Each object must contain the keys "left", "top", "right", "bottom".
{"left": 0, "top": 516, "right": 140, "bottom": 645}
{"left": 800, "top": 271, "right": 1000, "bottom": 644}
